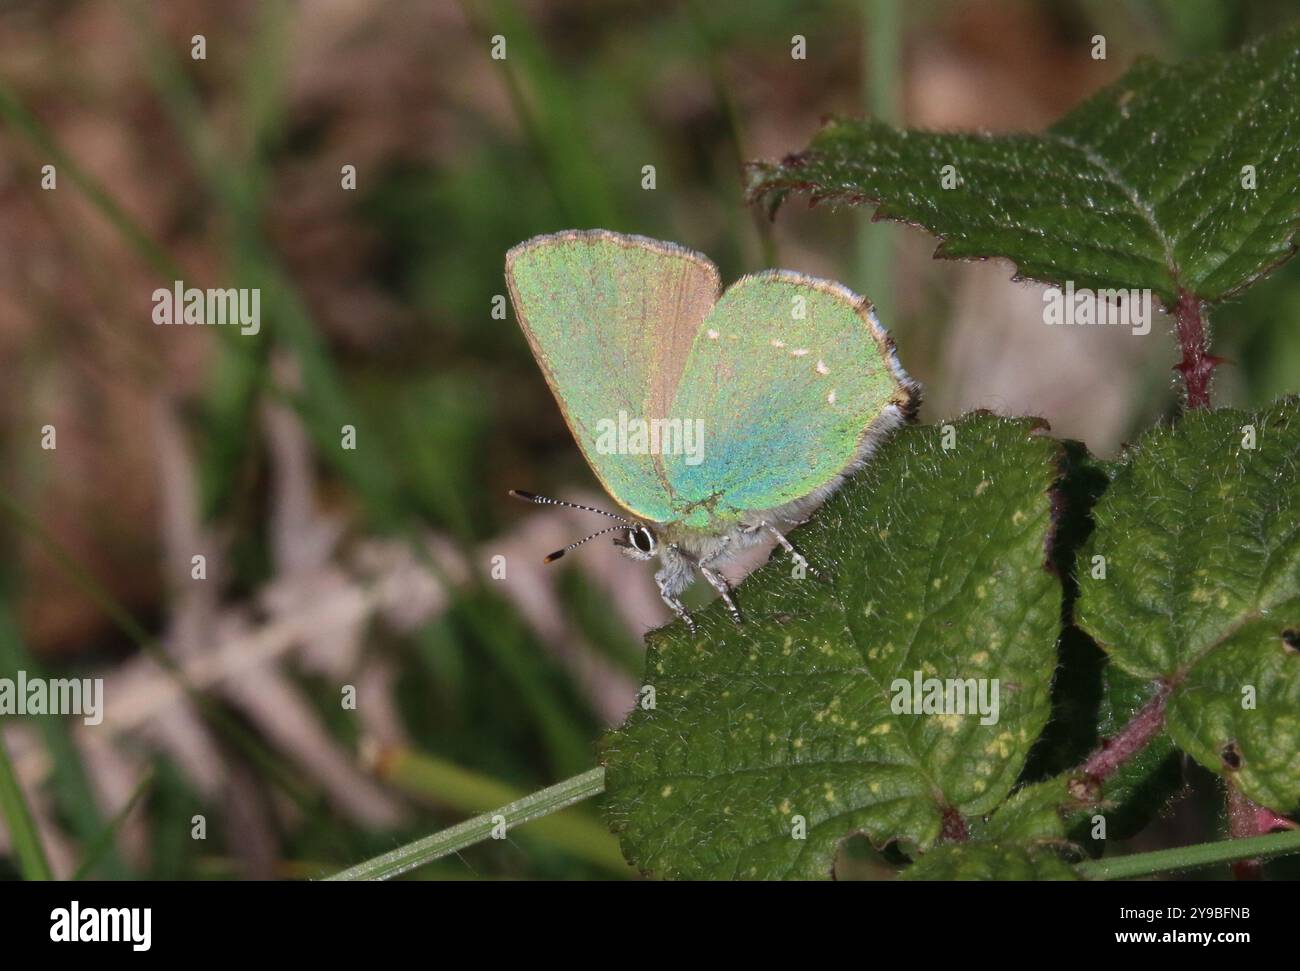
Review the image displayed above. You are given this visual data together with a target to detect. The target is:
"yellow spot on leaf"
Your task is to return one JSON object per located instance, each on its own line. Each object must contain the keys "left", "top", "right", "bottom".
{"left": 984, "top": 732, "right": 1015, "bottom": 758}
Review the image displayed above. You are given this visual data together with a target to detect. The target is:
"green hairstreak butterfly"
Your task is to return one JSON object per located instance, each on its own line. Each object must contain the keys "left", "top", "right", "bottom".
{"left": 506, "top": 229, "right": 919, "bottom": 632}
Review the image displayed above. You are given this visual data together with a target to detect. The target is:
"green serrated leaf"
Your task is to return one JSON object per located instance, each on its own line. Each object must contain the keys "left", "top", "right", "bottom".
{"left": 900, "top": 842, "right": 1080, "bottom": 881}
{"left": 1076, "top": 397, "right": 1300, "bottom": 811}
{"left": 977, "top": 777, "right": 1078, "bottom": 843}
{"left": 748, "top": 25, "right": 1300, "bottom": 305}
{"left": 601, "top": 414, "right": 1064, "bottom": 879}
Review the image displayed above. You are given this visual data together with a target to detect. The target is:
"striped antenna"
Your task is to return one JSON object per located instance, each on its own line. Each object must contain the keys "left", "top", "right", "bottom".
{"left": 508, "top": 489, "right": 632, "bottom": 524}
{"left": 543, "top": 524, "right": 628, "bottom": 563}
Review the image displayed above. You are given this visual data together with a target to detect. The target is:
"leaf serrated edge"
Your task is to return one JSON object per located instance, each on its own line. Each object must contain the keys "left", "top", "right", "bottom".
{"left": 601, "top": 415, "right": 1070, "bottom": 878}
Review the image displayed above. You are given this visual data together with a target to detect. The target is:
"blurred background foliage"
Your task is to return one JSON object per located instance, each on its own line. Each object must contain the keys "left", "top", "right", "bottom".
{"left": 0, "top": 0, "right": 1298, "bottom": 880}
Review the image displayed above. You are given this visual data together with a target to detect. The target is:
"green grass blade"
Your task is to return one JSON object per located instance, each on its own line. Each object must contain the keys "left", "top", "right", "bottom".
{"left": 0, "top": 729, "right": 54, "bottom": 880}
{"left": 326, "top": 767, "right": 608, "bottom": 881}
{"left": 1078, "top": 828, "right": 1300, "bottom": 880}
{"left": 377, "top": 748, "right": 628, "bottom": 875}
{"left": 0, "top": 606, "right": 125, "bottom": 877}
{"left": 0, "top": 81, "right": 180, "bottom": 278}
{"left": 72, "top": 770, "right": 154, "bottom": 881}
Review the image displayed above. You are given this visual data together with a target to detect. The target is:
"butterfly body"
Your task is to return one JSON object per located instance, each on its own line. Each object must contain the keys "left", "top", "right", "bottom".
{"left": 506, "top": 230, "right": 918, "bottom": 630}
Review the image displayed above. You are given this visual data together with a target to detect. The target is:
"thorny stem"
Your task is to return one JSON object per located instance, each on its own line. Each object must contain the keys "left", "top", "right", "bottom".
{"left": 1227, "top": 785, "right": 1300, "bottom": 880}
{"left": 1080, "top": 682, "right": 1171, "bottom": 782}
{"left": 1077, "top": 686, "right": 1300, "bottom": 879}
{"left": 1172, "top": 290, "right": 1220, "bottom": 409}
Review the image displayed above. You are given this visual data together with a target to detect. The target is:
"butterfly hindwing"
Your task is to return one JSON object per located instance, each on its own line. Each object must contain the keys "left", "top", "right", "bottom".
{"left": 664, "top": 272, "right": 916, "bottom": 527}
{"left": 505, "top": 230, "right": 720, "bottom": 523}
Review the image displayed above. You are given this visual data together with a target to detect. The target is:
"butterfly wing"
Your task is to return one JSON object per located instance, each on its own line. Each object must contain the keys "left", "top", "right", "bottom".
{"left": 506, "top": 230, "right": 721, "bottom": 523}
{"left": 665, "top": 271, "right": 917, "bottom": 527}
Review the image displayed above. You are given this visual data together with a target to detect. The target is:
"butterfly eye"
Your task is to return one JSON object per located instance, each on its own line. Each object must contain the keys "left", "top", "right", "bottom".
{"left": 632, "top": 527, "right": 656, "bottom": 553}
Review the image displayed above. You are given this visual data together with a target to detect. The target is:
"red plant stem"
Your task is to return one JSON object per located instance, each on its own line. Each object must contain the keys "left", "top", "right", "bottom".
{"left": 940, "top": 804, "right": 969, "bottom": 843}
{"left": 1081, "top": 684, "right": 1171, "bottom": 782}
{"left": 1227, "top": 788, "right": 1264, "bottom": 881}
{"left": 1173, "top": 290, "right": 1218, "bottom": 409}
{"left": 1079, "top": 685, "right": 1298, "bottom": 879}
{"left": 1226, "top": 786, "right": 1299, "bottom": 880}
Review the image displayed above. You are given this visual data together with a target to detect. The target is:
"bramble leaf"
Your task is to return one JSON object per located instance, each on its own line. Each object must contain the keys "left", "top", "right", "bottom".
{"left": 1076, "top": 398, "right": 1300, "bottom": 811}
{"left": 748, "top": 25, "right": 1300, "bottom": 306}
{"left": 975, "top": 776, "right": 1080, "bottom": 843}
{"left": 904, "top": 777, "right": 1088, "bottom": 880}
{"left": 899, "top": 842, "right": 1079, "bottom": 881}
{"left": 601, "top": 414, "right": 1064, "bottom": 878}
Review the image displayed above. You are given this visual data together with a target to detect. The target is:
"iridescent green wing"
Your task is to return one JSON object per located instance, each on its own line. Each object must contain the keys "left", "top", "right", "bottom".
{"left": 665, "top": 272, "right": 916, "bottom": 528}
{"left": 506, "top": 230, "right": 720, "bottom": 523}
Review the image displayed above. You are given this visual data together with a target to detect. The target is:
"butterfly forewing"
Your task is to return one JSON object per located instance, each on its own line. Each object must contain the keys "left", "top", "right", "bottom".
{"left": 506, "top": 230, "right": 720, "bottom": 523}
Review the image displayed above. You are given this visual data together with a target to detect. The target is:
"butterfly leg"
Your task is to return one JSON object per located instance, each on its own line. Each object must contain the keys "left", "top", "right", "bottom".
{"left": 658, "top": 587, "right": 696, "bottom": 634}
{"left": 758, "top": 521, "right": 821, "bottom": 580}
{"left": 698, "top": 564, "right": 742, "bottom": 624}
{"left": 655, "top": 557, "right": 697, "bottom": 634}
